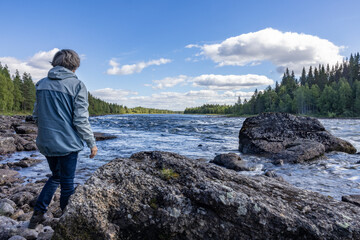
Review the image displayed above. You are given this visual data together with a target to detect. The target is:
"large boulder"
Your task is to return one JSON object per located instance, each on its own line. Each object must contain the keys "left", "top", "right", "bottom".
{"left": 53, "top": 151, "right": 360, "bottom": 240}
{"left": 239, "top": 113, "right": 356, "bottom": 163}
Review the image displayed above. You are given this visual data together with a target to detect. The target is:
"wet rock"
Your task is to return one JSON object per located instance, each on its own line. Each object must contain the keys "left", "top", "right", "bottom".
{"left": 210, "top": 153, "right": 249, "bottom": 171}
{"left": 239, "top": 113, "right": 356, "bottom": 163}
{"left": 264, "top": 170, "right": 285, "bottom": 182}
{"left": 53, "top": 151, "right": 360, "bottom": 240}
{"left": 0, "top": 201, "right": 15, "bottom": 216}
{"left": 0, "top": 136, "right": 16, "bottom": 154}
{"left": 342, "top": 195, "right": 360, "bottom": 207}
{"left": 10, "top": 158, "right": 42, "bottom": 168}
{"left": 94, "top": 132, "right": 117, "bottom": 141}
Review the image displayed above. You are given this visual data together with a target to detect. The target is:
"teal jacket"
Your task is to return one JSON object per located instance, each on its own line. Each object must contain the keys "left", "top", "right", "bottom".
{"left": 33, "top": 66, "right": 96, "bottom": 156}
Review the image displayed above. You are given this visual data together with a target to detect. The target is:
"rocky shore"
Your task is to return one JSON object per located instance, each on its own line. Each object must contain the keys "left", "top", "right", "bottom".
{"left": 0, "top": 115, "right": 117, "bottom": 240}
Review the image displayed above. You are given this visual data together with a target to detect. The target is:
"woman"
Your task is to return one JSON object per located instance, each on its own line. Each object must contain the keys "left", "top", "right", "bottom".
{"left": 29, "top": 49, "right": 98, "bottom": 228}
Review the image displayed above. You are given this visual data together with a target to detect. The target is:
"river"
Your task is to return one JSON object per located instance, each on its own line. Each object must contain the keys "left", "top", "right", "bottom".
{"left": 5, "top": 114, "right": 360, "bottom": 200}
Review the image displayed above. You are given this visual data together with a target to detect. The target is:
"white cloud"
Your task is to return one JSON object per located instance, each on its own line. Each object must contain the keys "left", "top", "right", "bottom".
{"left": 91, "top": 88, "right": 138, "bottom": 101}
{"left": 188, "top": 28, "right": 344, "bottom": 73}
{"left": 146, "top": 74, "right": 273, "bottom": 90}
{"left": 149, "top": 75, "right": 188, "bottom": 89}
{"left": 0, "top": 48, "right": 59, "bottom": 80}
{"left": 107, "top": 58, "right": 171, "bottom": 75}
{"left": 91, "top": 88, "right": 256, "bottom": 111}
{"left": 191, "top": 74, "right": 273, "bottom": 90}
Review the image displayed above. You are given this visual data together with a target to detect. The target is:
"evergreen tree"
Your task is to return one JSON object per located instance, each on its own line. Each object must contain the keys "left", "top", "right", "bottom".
{"left": 12, "top": 70, "right": 24, "bottom": 111}
{"left": 299, "top": 67, "right": 307, "bottom": 86}
{"left": 21, "top": 73, "right": 36, "bottom": 111}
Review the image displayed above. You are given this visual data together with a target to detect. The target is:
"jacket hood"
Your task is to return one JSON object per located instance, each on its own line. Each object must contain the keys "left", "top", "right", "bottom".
{"left": 48, "top": 66, "right": 77, "bottom": 80}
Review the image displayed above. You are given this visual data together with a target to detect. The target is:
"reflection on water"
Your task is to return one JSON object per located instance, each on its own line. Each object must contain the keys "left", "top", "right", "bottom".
{"left": 3, "top": 114, "right": 360, "bottom": 200}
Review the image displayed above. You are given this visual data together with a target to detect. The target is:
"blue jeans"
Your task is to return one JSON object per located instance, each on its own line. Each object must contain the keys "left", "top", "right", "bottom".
{"left": 34, "top": 151, "right": 78, "bottom": 213}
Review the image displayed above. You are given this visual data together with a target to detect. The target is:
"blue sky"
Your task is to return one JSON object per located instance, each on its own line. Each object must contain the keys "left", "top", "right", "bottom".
{"left": 0, "top": 0, "right": 359, "bottom": 110}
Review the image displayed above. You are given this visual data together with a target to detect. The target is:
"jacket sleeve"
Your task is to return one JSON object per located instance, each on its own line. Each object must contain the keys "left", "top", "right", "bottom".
{"left": 73, "top": 82, "right": 96, "bottom": 148}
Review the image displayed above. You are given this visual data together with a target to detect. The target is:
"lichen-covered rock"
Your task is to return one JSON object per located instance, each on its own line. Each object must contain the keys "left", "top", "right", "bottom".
{"left": 210, "top": 153, "right": 249, "bottom": 171}
{"left": 239, "top": 113, "right": 356, "bottom": 163}
{"left": 53, "top": 151, "right": 360, "bottom": 240}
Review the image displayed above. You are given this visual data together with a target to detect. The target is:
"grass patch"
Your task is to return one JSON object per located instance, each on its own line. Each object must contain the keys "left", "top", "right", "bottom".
{"left": 160, "top": 168, "right": 179, "bottom": 180}
{"left": 149, "top": 197, "right": 158, "bottom": 209}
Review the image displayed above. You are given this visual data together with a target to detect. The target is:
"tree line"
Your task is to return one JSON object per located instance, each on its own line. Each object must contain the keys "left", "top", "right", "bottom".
{"left": 185, "top": 53, "right": 360, "bottom": 117}
{"left": 0, "top": 64, "right": 176, "bottom": 116}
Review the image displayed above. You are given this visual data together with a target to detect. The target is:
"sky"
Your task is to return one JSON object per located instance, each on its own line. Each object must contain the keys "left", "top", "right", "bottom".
{"left": 0, "top": 0, "right": 359, "bottom": 111}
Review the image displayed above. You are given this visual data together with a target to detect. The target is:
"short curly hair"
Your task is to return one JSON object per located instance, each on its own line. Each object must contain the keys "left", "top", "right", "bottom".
{"left": 51, "top": 49, "right": 80, "bottom": 71}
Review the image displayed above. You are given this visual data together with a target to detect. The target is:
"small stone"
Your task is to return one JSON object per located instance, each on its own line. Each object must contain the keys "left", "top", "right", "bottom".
{"left": 210, "top": 153, "right": 249, "bottom": 171}
{"left": 0, "top": 201, "right": 15, "bottom": 216}
{"left": 11, "top": 209, "right": 25, "bottom": 220}
{"left": 37, "top": 226, "right": 54, "bottom": 240}
{"left": 19, "top": 228, "right": 38, "bottom": 240}
{"left": 8, "top": 236, "right": 26, "bottom": 240}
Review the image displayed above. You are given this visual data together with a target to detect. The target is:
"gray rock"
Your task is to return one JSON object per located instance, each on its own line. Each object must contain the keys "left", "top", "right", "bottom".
{"left": 0, "top": 215, "right": 18, "bottom": 239}
{"left": 37, "top": 226, "right": 55, "bottom": 240}
{"left": 0, "top": 201, "right": 14, "bottom": 217}
{"left": 53, "top": 151, "right": 360, "bottom": 240}
{"left": 8, "top": 235, "right": 27, "bottom": 240}
{"left": 0, "top": 198, "right": 16, "bottom": 208}
{"left": 210, "top": 153, "right": 249, "bottom": 171}
{"left": 0, "top": 136, "right": 16, "bottom": 154}
{"left": 239, "top": 113, "right": 356, "bottom": 163}
{"left": 11, "top": 158, "right": 42, "bottom": 168}
{"left": 13, "top": 124, "right": 37, "bottom": 135}
{"left": 342, "top": 195, "right": 360, "bottom": 207}
{"left": 18, "top": 228, "right": 38, "bottom": 240}
{"left": 0, "top": 169, "right": 22, "bottom": 186}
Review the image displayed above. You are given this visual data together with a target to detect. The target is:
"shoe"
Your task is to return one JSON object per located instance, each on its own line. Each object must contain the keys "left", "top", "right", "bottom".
{"left": 28, "top": 210, "right": 47, "bottom": 229}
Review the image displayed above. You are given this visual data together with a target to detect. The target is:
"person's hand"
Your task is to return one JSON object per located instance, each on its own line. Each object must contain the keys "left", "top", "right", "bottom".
{"left": 90, "top": 146, "right": 98, "bottom": 158}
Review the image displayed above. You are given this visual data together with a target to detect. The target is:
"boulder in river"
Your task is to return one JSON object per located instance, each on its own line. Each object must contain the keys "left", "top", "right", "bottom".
{"left": 94, "top": 132, "right": 117, "bottom": 141}
{"left": 53, "top": 151, "right": 360, "bottom": 240}
{"left": 210, "top": 153, "right": 249, "bottom": 171}
{"left": 239, "top": 112, "right": 356, "bottom": 163}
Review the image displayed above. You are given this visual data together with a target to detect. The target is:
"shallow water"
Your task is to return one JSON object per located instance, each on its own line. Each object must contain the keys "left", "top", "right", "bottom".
{"left": 3, "top": 114, "right": 360, "bottom": 200}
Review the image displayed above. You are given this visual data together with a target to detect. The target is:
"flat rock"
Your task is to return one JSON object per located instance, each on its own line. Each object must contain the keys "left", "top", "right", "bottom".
{"left": 210, "top": 153, "right": 249, "bottom": 171}
{"left": 53, "top": 151, "right": 360, "bottom": 240}
{"left": 239, "top": 113, "right": 356, "bottom": 163}
{"left": 0, "top": 169, "right": 22, "bottom": 186}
